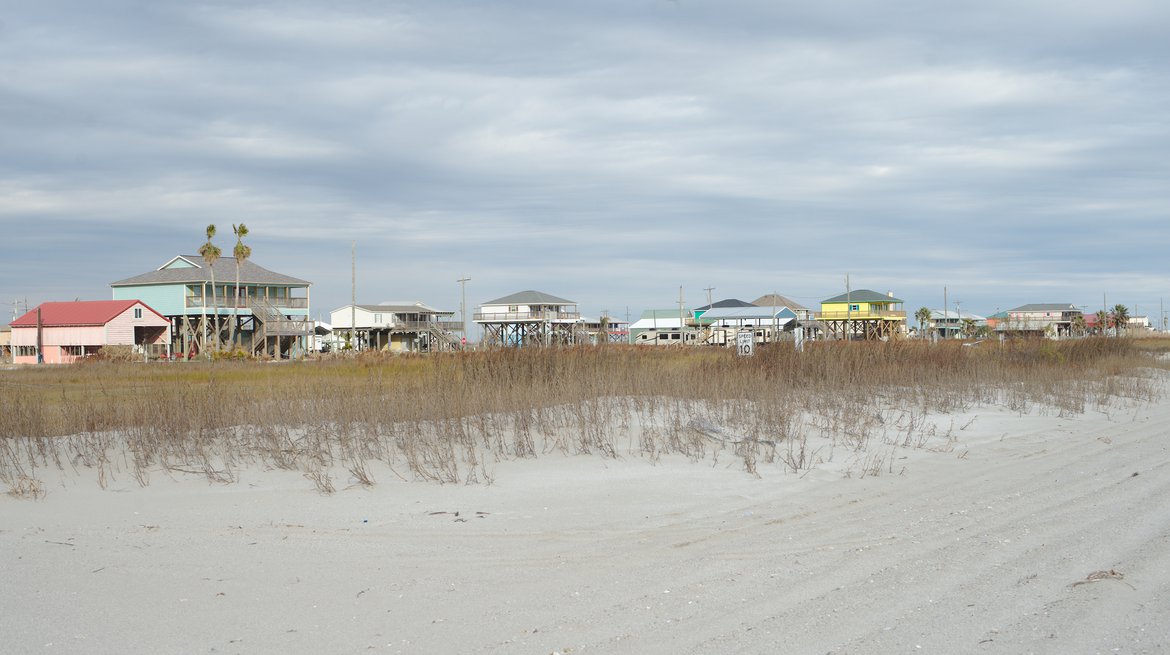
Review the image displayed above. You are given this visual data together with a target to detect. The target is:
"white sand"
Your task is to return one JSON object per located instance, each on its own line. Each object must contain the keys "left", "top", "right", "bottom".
{"left": 4, "top": 396, "right": 1170, "bottom": 654}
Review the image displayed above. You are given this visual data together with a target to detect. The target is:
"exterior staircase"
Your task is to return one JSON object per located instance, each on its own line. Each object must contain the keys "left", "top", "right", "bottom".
{"left": 249, "top": 299, "right": 313, "bottom": 357}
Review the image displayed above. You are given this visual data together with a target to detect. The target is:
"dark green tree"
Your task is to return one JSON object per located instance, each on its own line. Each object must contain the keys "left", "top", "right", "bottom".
{"left": 229, "top": 223, "right": 251, "bottom": 350}
{"left": 197, "top": 224, "right": 221, "bottom": 356}
{"left": 915, "top": 307, "right": 933, "bottom": 340}
{"left": 1111, "top": 304, "right": 1130, "bottom": 337}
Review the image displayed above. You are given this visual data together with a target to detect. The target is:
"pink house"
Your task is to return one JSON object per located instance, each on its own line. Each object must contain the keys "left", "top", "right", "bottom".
{"left": 10, "top": 300, "right": 171, "bottom": 364}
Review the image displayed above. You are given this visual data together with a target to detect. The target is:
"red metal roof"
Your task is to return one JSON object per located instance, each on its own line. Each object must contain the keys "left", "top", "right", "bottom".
{"left": 11, "top": 300, "right": 168, "bottom": 327}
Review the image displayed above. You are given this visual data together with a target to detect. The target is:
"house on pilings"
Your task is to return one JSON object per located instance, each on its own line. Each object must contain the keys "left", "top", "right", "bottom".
{"left": 329, "top": 302, "right": 463, "bottom": 353}
{"left": 110, "top": 255, "right": 313, "bottom": 358}
{"left": 818, "top": 289, "right": 906, "bottom": 340}
{"left": 474, "top": 290, "right": 584, "bottom": 347}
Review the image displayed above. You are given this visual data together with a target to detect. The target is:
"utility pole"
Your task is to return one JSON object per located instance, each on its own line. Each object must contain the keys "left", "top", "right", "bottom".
{"left": 943, "top": 286, "right": 948, "bottom": 340}
{"left": 351, "top": 241, "right": 356, "bottom": 351}
{"left": 771, "top": 291, "right": 777, "bottom": 345}
{"left": 678, "top": 286, "right": 686, "bottom": 344}
{"left": 1103, "top": 292, "right": 1108, "bottom": 337}
{"left": 954, "top": 299, "right": 962, "bottom": 339}
{"left": 704, "top": 286, "right": 715, "bottom": 308}
{"left": 457, "top": 276, "right": 471, "bottom": 346}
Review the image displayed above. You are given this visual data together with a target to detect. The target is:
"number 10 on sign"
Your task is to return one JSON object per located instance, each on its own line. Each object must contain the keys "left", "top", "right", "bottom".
{"left": 736, "top": 330, "right": 754, "bottom": 357}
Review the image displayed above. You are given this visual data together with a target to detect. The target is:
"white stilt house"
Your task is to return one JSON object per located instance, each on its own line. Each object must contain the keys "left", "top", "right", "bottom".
{"left": 329, "top": 302, "right": 462, "bottom": 352}
{"left": 474, "top": 290, "right": 583, "bottom": 347}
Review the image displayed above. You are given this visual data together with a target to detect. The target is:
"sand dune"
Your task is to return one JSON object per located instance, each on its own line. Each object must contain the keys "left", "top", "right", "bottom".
{"left": 4, "top": 394, "right": 1170, "bottom": 654}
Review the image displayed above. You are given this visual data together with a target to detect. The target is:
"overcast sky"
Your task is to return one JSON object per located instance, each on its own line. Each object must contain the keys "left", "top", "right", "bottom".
{"left": 3, "top": 1, "right": 1169, "bottom": 326}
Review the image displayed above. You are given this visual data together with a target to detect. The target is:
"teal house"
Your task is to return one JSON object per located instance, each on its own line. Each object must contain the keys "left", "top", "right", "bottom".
{"left": 111, "top": 255, "right": 313, "bottom": 358}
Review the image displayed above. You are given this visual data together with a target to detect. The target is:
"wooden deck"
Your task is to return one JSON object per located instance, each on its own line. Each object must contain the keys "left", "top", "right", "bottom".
{"left": 474, "top": 311, "right": 580, "bottom": 322}
{"left": 816, "top": 310, "right": 906, "bottom": 321}
{"left": 185, "top": 296, "right": 309, "bottom": 310}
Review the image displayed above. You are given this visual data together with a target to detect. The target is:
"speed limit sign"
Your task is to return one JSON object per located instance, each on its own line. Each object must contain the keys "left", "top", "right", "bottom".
{"left": 736, "top": 330, "right": 754, "bottom": 357}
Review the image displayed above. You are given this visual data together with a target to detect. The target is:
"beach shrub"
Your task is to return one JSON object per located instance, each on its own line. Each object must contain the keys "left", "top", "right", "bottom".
{"left": 0, "top": 337, "right": 1163, "bottom": 493}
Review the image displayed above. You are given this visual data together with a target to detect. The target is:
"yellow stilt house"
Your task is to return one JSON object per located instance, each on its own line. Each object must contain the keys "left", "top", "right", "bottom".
{"left": 818, "top": 289, "right": 906, "bottom": 340}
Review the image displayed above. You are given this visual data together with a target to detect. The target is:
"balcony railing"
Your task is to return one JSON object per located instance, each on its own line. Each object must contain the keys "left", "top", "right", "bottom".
{"left": 265, "top": 317, "right": 315, "bottom": 337}
{"left": 816, "top": 310, "right": 906, "bottom": 320}
{"left": 186, "top": 296, "right": 309, "bottom": 310}
{"left": 378, "top": 320, "right": 464, "bottom": 332}
{"left": 474, "top": 311, "right": 581, "bottom": 322}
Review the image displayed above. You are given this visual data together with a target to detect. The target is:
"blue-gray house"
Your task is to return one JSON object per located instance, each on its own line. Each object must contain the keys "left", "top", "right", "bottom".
{"left": 111, "top": 255, "right": 312, "bottom": 358}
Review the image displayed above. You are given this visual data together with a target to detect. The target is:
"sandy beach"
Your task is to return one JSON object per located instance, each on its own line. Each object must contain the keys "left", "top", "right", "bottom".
{"left": 4, "top": 392, "right": 1169, "bottom": 654}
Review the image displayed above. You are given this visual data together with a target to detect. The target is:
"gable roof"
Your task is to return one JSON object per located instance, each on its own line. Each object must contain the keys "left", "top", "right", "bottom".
{"left": 638, "top": 308, "right": 693, "bottom": 320}
{"left": 822, "top": 289, "right": 903, "bottom": 304}
{"left": 698, "top": 306, "right": 796, "bottom": 321}
{"left": 111, "top": 255, "right": 310, "bottom": 287}
{"left": 11, "top": 300, "right": 168, "bottom": 327}
{"left": 354, "top": 303, "right": 453, "bottom": 315}
{"left": 928, "top": 309, "right": 987, "bottom": 321}
{"left": 752, "top": 293, "right": 808, "bottom": 311}
{"left": 694, "top": 298, "right": 756, "bottom": 312}
{"left": 483, "top": 290, "right": 574, "bottom": 305}
{"left": 1008, "top": 303, "right": 1079, "bottom": 313}
{"left": 630, "top": 317, "right": 686, "bottom": 330}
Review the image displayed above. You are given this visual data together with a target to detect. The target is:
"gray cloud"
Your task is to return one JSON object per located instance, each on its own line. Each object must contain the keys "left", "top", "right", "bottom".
{"left": 2, "top": 1, "right": 1168, "bottom": 325}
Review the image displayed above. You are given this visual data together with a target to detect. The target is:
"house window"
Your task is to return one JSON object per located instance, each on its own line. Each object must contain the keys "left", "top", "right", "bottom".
{"left": 16, "top": 346, "right": 38, "bottom": 357}
{"left": 62, "top": 346, "right": 85, "bottom": 356}
{"left": 374, "top": 314, "right": 382, "bottom": 323}
{"left": 508, "top": 305, "right": 518, "bottom": 312}
{"left": 849, "top": 304, "right": 860, "bottom": 312}
{"left": 134, "top": 308, "right": 142, "bottom": 319}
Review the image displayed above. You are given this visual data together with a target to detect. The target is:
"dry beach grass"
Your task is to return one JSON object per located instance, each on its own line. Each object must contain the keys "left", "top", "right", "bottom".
{"left": 5, "top": 337, "right": 1170, "bottom": 653}
{"left": 1, "top": 337, "right": 1163, "bottom": 496}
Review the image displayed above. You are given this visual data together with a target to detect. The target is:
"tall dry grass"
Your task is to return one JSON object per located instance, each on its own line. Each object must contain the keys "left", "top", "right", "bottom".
{"left": 0, "top": 338, "right": 1163, "bottom": 495}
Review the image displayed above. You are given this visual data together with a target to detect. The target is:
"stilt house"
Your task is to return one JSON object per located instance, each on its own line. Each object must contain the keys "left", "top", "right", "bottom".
{"left": 330, "top": 302, "right": 462, "bottom": 352}
{"left": 110, "top": 255, "right": 312, "bottom": 358}
{"left": 474, "top": 290, "right": 583, "bottom": 347}
{"left": 818, "top": 289, "right": 906, "bottom": 340}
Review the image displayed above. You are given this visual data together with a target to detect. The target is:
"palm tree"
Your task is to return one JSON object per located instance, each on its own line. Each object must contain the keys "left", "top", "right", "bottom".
{"left": 1070, "top": 313, "right": 1086, "bottom": 337}
{"left": 961, "top": 318, "right": 976, "bottom": 339}
{"left": 197, "top": 224, "right": 221, "bottom": 357}
{"left": 914, "top": 307, "right": 932, "bottom": 340}
{"left": 1111, "top": 304, "right": 1130, "bottom": 337}
{"left": 1094, "top": 310, "right": 1108, "bottom": 336}
{"left": 229, "top": 223, "right": 251, "bottom": 351}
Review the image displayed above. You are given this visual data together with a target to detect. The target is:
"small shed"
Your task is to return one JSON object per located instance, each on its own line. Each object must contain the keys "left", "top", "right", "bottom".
{"left": 10, "top": 300, "right": 171, "bottom": 364}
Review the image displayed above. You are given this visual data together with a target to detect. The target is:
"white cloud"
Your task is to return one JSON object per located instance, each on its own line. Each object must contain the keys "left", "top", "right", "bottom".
{"left": 195, "top": 121, "right": 351, "bottom": 160}
{"left": 2, "top": 1, "right": 1168, "bottom": 318}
